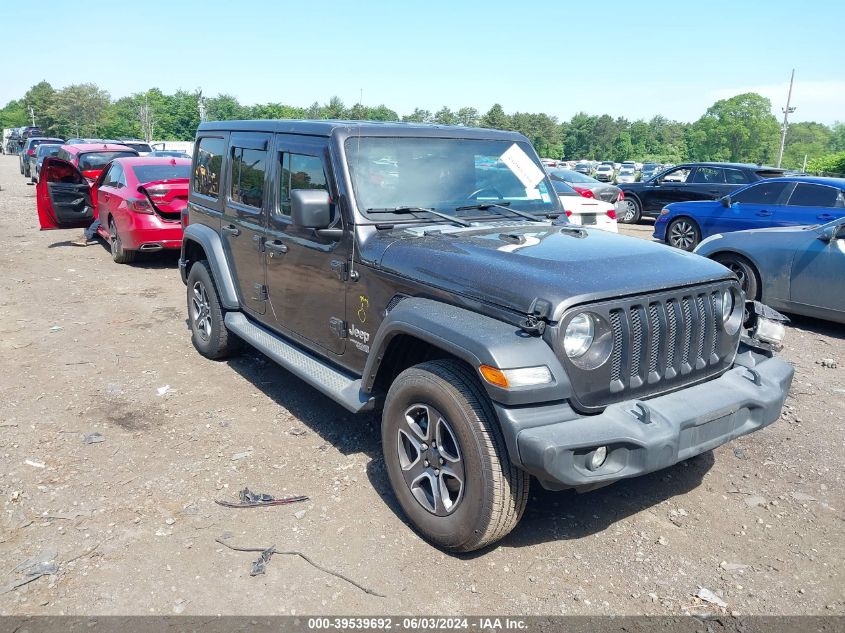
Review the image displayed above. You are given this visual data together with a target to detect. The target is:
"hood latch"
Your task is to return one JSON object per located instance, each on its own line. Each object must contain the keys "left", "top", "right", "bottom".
{"left": 520, "top": 298, "right": 552, "bottom": 336}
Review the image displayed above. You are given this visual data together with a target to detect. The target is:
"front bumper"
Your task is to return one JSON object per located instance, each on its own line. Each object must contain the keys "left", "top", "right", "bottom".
{"left": 494, "top": 352, "right": 793, "bottom": 490}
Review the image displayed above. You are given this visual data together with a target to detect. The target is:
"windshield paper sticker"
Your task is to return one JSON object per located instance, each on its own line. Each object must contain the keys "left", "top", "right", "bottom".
{"left": 500, "top": 143, "right": 546, "bottom": 190}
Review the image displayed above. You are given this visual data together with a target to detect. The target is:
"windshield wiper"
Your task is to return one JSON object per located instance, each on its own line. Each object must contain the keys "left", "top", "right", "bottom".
{"left": 366, "top": 206, "right": 471, "bottom": 227}
{"left": 455, "top": 202, "right": 544, "bottom": 223}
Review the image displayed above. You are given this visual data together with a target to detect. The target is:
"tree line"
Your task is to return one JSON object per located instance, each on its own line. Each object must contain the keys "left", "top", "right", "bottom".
{"left": 2, "top": 81, "right": 844, "bottom": 174}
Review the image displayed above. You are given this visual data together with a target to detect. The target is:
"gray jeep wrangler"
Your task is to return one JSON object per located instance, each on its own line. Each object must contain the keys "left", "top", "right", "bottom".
{"left": 180, "top": 120, "right": 794, "bottom": 551}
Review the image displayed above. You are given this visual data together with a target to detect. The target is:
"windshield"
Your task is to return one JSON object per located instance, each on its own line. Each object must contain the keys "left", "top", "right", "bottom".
{"left": 345, "top": 137, "right": 559, "bottom": 219}
{"left": 78, "top": 151, "right": 138, "bottom": 171}
{"left": 132, "top": 163, "right": 191, "bottom": 183}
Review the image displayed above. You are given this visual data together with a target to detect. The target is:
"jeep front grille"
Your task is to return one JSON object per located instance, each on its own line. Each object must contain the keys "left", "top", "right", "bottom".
{"left": 560, "top": 282, "right": 740, "bottom": 411}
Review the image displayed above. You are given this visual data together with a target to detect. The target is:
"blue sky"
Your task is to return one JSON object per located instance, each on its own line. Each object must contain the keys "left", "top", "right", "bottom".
{"left": 2, "top": 0, "right": 843, "bottom": 123}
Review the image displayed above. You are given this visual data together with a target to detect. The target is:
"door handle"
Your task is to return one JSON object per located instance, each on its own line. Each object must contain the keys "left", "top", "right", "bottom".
{"left": 708, "top": 190, "right": 721, "bottom": 195}
{"left": 265, "top": 240, "right": 288, "bottom": 256}
{"left": 755, "top": 210, "right": 772, "bottom": 217}
{"left": 817, "top": 213, "right": 834, "bottom": 221}
{"left": 222, "top": 225, "right": 240, "bottom": 236}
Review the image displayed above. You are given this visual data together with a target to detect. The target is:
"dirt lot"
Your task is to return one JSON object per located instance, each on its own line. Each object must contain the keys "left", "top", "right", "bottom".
{"left": 0, "top": 154, "right": 843, "bottom": 616}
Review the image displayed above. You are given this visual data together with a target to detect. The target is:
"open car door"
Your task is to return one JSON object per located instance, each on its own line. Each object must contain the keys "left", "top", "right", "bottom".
{"left": 36, "top": 157, "right": 95, "bottom": 230}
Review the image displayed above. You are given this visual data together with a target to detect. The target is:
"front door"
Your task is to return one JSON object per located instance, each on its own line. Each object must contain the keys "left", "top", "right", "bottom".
{"left": 647, "top": 166, "right": 694, "bottom": 211}
{"left": 264, "top": 135, "right": 347, "bottom": 355}
{"left": 714, "top": 180, "right": 792, "bottom": 233}
{"left": 36, "top": 158, "right": 94, "bottom": 229}
{"left": 790, "top": 223, "right": 845, "bottom": 313}
{"left": 221, "top": 133, "right": 271, "bottom": 316}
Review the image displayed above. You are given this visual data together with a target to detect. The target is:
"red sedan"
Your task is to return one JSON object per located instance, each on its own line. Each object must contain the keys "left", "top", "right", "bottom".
{"left": 55, "top": 143, "right": 139, "bottom": 181}
{"left": 37, "top": 156, "right": 191, "bottom": 264}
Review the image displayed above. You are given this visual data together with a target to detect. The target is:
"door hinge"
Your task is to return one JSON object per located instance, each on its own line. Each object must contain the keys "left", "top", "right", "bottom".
{"left": 253, "top": 283, "right": 268, "bottom": 301}
{"left": 329, "top": 317, "right": 347, "bottom": 339}
{"left": 330, "top": 259, "right": 348, "bottom": 280}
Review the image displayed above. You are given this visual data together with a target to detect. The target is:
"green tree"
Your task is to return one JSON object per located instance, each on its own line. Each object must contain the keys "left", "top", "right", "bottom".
{"left": 434, "top": 106, "right": 456, "bottom": 125}
{"left": 48, "top": 83, "right": 111, "bottom": 137}
{"left": 781, "top": 121, "right": 833, "bottom": 171}
{"left": 402, "top": 108, "right": 434, "bottom": 123}
{"left": 807, "top": 151, "right": 845, "bottom": 176}
{"left": 479, "top": 104, "right": 510, "bottom": 130}
{"left": 22, "top": 81, "right": 57, "bottom": 134}
{"left": 687, "top": 93, "right": 779, "bottom": 163}
{"left": 455, "top": 107, "right": 479, "bottom": 127}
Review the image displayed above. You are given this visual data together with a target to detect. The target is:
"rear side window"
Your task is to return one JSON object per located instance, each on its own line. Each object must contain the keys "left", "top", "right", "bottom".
{"left": 724, "top": 168, "right": 750, "bottom": 184}
{"left": 230, "top": 147, "right": 267, "bottom": 208}
{"left": 731, "top": 181, "right": 789, "bottom": 205}
{"left": 193, "top": 137, "right": 225, "bottom": 198}
{"left": 787, "top": 183, "right": 841, "bottom": 208}
{"left": 277, "top": 153, "right": 328, "bottom": 217}
{"left": 691, "top": 167, "right": 724, "bottom": 184}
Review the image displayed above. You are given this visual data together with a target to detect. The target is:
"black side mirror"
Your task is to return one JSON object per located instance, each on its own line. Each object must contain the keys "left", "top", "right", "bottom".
{"left": 291, "top": 189, "right": 331, "bottom": 229}
{"left": 721, "top": 195, "right": 732, "bottom": 208}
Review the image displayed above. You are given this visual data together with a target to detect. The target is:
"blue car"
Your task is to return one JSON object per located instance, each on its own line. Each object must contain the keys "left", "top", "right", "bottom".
{"left": 653, "top": 177, "right": 845, "bottom": 250}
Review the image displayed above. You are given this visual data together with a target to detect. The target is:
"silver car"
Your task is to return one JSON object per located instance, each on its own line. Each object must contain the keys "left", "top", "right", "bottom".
{"left": 695, "top": 217, "right": 845, "bottom": 324}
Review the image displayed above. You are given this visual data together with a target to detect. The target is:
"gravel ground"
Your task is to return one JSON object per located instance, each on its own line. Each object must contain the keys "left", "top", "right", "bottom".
{"left": 0, "top": 154, "right": 843, "bottom": 616}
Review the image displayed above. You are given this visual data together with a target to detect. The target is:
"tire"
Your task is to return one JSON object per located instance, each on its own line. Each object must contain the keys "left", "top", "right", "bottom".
{"left": 109, "top": 218, "right": 136, "bottom": 264}
{"left": 186, "top": 260, "right": 240, "bottom": 359}
{"left": 382, "top": 359, "right": 529, "bottom": 552}
{"left": 713, "top": 253, "right": 760, "bottom": 300}
{"left": 666, "top": 217, "right": 701, "bottom": 251}
{"left": 619, "top": 196, "right": 642, "bottom": 224}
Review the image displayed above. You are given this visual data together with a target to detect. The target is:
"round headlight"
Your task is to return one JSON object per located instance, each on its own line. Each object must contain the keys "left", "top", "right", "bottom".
{"left": 721, "top": 289, "right": 733, "bottom": 323}
{"left": 564, "top": 313, "right": 595, "bottom": 358}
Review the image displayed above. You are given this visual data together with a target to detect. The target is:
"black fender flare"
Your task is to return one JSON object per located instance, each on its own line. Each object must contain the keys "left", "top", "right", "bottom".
{"left": 362, "top": 297, "right": 572, "bottom": 407}
{"left": 180, "top": 223, "right": 240, "bottom": 310}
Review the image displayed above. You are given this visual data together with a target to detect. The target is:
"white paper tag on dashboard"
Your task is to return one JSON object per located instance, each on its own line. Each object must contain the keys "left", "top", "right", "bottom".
{"left": 500, "top": 143, "right": 546, "bottom": 189}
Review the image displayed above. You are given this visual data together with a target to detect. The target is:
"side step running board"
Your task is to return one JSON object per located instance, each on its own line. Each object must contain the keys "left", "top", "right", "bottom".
{"left": 224, "top": 312, "right": 376, "bottom": 413}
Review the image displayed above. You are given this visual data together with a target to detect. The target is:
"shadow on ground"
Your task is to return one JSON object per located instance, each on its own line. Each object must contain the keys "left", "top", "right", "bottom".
{"left": 227, "top": 340, "right": 716, "bottom": 554}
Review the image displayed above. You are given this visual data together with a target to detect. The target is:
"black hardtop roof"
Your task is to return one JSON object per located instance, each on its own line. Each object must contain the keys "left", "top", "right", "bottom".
{"left": 197, "top": 119, "right": 527, "bottom": 142}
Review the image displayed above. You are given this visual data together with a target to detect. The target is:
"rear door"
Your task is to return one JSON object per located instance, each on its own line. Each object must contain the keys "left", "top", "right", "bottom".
{"left": 36, "top": 158, "right": 94, "bottom": 230}
{"left": 687, "top": 166, "right": 734, "bottom": 200}
{"left": 222, "top": 133, "right": 271, "bottom": 316}
{"left": 783, "top": 183, "right": 845, "bottom": 227}
{"left": 264, "top": 134, "right": 347, "bottom": 355}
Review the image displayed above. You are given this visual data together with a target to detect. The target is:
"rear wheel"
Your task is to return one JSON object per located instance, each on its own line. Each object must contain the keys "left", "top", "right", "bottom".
{"left": 382, "top": 359, "right": 529, "bottom": 552}
{"left": 109, "top": 219, "right": 136, "bottom": 264}
{"left": 620, "top": 197, "right": 642, "bottom": 224}
{"left": 666, "top": 217, "right": 701, "bottom": 251}
{"left": 186, "top": 260, "right": 240, "bottom": 359}
{"left": 713, "top": 253, "right": 760, "bottom": 300}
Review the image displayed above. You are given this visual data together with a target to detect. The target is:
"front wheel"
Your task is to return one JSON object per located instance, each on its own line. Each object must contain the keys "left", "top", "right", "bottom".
{"left": 382, "top": 359, "right": 529, "bottom": 552}
{"left": 713, "top": 253, "right": 760, "bottom": 300}
{"left": 666, "top": 217, "right": 701, "bottom": 251}
{"left": 619, "top": 197, "right": 641, "bottom": 224}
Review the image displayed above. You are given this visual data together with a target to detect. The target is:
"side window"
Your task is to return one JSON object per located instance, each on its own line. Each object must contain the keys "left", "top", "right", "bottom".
{"left": 724, "top": 168, "right": 750, "bottom": 184}
{"left": 661, "top": 167, "right": 691, "bottom": 183}
{"left": 57, "top": 149, "right": 69, "bottom": 161}
{"left": 277, "top": 153, "right": 328, "bottom": 217}
{"left": 691, "top": 167, "right": 724, "bottom": 184}
{"left": 193, "top": 137, "right": 224, "bottom": 199}
{"left": 230, "top": 147, "right": 267, "bottom": 208}
{"left": 787, "top": 183, "right": 840, "bottom": 208}
{"left": 731, "top": 181, "right": 789, "bottom": 205}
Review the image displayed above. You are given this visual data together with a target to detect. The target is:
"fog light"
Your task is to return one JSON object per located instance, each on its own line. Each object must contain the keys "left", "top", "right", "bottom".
{"left": 589, "top": 446, "right": 608, "bottom": 470}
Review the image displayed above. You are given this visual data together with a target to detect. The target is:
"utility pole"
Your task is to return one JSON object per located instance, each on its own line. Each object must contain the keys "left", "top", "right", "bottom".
{"left": 28, "top": 106, "right": 36, "bottom": 126}
{"left": 776, "top": 69, "right": 796, "bottom": 168}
